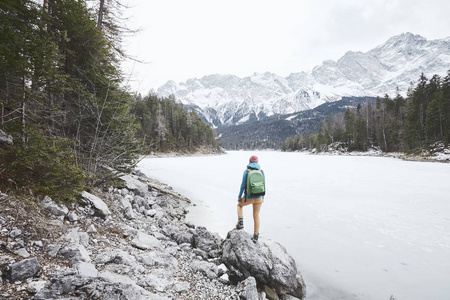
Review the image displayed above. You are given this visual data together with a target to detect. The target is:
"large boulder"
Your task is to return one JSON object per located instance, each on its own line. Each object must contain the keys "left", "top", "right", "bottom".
{"left": 120, "top": 174, "right": 149, "bottom": 196}
{"left": 80, "top": 191, "right": 111, "bottom": 218}
{"left": 221, "top": 230, "right": 306, "bottom": 300}
{"left": 5, "top": 257, "right": 42, "bottom": 283}
{"left": 192, "top": 226, "right": 222, "bottom": 254}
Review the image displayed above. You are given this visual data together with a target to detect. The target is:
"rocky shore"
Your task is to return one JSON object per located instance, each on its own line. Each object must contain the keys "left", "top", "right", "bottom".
{"left": 0, "top": 170, "right": 305, "bottom": 299}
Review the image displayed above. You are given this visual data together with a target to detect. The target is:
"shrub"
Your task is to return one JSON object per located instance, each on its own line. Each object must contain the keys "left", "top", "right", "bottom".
{"left": 0, "top": 128, "right": 86, "bottom": 203}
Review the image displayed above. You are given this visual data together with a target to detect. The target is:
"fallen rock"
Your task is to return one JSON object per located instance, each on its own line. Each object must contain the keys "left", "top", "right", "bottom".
{"left": 264, "top": 285, "right": 280, "bottom": 300}
{"left": 26, "top": 280, "right": 47, "bottom": 294}
{"left": 173, "top": 281, "right": 190, "bottom": 292}
{"left": 124, "top": 205, "right": 136, "bottom": 220}
{"left": 76, "top": 262, "right": 98, "bottom": 278}
{"left": 120, "top": 174, "right": 149, "bottom": 196}
{"left": 192, "top": 226, "right": 222, "bottom": 253}
{"left": 222, "top": 229, "right": 306, "bottom": 300}
{"left": 14, "top": 248, "right": 30, "bottom": 258}
{"left": 136, "top": 251, "right": 178, "bottom": 271}
{"left": 131, "top": 231, "right": 162, "bottom": 250}
{"left": 58, "top": 243, "right": 91, "bottom": 264}
{"left": 236, "top": 276, "right": 259, "bottom": 300}
{"left": 41, "top": 196, "right": 69, "bottom": 217}
{"left": 190, "top": 259, "right": 220, "bottom": 279}
{"left": 32, "top": 274, "right": 167, "bottom": 300}
{"left": 144, "top": 269, "right": 174, "bottom": 292}
{"left": 80, "top": 191, "right": 111, "bottom": 218}
{"left": 67, "top": 211, "right": 79, "bottom": 222}
{"left": 9, "top": 228, "right": 22, "bottom": 239}
{"left": 5, "top": 257, "right": 42, "bottom": 283}
{"left": 87, "top": 224, "right": 97, "bottom": 233}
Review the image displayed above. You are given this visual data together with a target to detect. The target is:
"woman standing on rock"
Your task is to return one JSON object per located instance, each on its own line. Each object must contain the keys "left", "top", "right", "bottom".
{"left": 236, "top": 155, "right": 266, "bottom": 242}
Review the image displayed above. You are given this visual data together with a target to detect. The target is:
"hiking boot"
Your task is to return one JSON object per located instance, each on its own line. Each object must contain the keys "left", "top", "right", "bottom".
{"left": 252, "top": 233, "right": 259, "bottom": 243}
{"left": 236, "top": 219, "right": 244, "bottom": 229}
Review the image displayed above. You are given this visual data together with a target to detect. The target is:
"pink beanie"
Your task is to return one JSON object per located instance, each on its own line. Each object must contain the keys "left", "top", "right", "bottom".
{"left": 249, "top": 155, "right": 258, "bottom": 163}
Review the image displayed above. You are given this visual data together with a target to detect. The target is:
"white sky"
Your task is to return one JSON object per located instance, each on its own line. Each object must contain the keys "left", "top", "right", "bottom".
{"left": 118, "top": 0, "right": 450, "bottom": 94}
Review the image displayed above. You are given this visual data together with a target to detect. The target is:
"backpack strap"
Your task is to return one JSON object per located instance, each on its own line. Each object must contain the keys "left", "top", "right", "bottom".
{"left": 244, "top": 169, "right": 249, "bottom": 202}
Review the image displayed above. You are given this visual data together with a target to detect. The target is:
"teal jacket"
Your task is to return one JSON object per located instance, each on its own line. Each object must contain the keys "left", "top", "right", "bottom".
{"left": 238, "top": 163, "right": 265, "bottom": 199}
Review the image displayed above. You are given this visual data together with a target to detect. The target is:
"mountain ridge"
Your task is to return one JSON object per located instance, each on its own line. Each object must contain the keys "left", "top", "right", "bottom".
{"left": 157, "top": 32, "right": 450, "bottom": 127}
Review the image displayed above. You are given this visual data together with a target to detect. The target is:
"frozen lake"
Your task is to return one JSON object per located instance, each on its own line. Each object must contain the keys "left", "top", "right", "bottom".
{"left": 137, "top": 151, "right": 450, "bottom": 300}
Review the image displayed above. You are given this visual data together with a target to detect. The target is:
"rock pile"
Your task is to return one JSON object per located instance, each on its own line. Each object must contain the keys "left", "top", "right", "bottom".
{"left": 0, "top": 171, "right": 306, "bottom": 299}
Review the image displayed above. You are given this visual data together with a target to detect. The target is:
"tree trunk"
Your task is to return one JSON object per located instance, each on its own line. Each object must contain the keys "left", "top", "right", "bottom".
{"left": 42, "top": 0, "right": 49, "bottom": 31}
{"left": 97, "top": 0, "right": 105, "bottom": 29}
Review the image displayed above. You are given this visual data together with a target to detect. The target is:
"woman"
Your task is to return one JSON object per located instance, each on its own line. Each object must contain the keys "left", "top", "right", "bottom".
{"left": 236, "top": 155, "right": 265, "bottom": 242}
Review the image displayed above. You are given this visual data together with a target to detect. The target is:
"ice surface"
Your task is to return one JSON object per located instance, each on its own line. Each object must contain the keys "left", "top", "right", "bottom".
{"left": 138, "top": 151, "right": 450, "bottom": 300}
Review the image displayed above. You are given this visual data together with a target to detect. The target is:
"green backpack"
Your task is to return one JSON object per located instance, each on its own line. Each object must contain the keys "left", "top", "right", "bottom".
{"left": 246, "top": 169, "right": 265, "bottom": 198}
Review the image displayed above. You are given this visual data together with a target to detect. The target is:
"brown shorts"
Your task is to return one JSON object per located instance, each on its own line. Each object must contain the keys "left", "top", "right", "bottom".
{"left": 238, "top": 197, "right": 263, "bottom": 206}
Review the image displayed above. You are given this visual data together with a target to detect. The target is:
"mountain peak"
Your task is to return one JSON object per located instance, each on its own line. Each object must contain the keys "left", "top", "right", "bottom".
{"left": 378, "top": 32, "right": 427, "bottom": 50}
{"left": 157, "top": 33, "right": 450, "bottom": 127}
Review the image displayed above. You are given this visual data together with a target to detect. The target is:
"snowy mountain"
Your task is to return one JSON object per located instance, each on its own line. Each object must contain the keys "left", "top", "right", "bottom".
{"left": 157, "top": 33, "right": 450, "bottom": 127}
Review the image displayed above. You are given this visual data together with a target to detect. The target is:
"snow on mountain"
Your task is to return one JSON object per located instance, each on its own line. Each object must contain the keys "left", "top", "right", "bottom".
{"left": 157, "top": 33, "right": 450, "bottom": 127}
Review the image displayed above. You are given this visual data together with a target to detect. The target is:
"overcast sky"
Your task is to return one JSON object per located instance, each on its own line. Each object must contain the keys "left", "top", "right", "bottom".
{"left": 119, "top": 0, "right": 450, "bottom": 94}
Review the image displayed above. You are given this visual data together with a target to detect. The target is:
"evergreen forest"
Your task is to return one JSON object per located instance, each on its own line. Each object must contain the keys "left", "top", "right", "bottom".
{"left": 0, "top": 0, "right": 220, "bottom": 201}
{"left": 283, "top": 72, "right": 450, "bottom": 153}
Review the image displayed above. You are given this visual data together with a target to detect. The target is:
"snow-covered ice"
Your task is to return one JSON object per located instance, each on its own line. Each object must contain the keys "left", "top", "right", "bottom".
{"left": 138, "top": 151, "right": 450, "bottom": 300}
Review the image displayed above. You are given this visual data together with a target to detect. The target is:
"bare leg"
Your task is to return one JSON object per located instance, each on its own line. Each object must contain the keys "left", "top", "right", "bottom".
{"left": 252, "top": 202, "right": 262, "bottom": 234}
{"left": 237, "top": 202, "right": 244, "bottom": 219}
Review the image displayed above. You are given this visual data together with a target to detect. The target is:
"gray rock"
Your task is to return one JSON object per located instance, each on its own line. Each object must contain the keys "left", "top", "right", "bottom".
{"left": 160, "top": 223, "right": 178, "bottom": 239}
{"left": 146, "top": 197, "right": 156, "bottom": 207}
{"left": 6, "top": 239, "right": 23, "bottom": 249}
{"left": 120, "top": 175, "right": 149, "bottom": 196}
{"left": 58, "top": 244, "right": 91, "bottom": 264}
{"left": 264, "top": 285, "right": 280, "bottom": 300}
{"left": 41, "top": 196, "right": 69, "bottom": 217}
{"left": 64, "top": 228, "right": 81, "bottom": 244}
{"left": 87, "top": 224, "right": 97, "bottom": 233}
{"left": 78, "top": 232, "right": 89, "bottom": 247}
{"left": 0, "top": 129, "right": 13, "bottom": 146}
{"left": 68, "top": 211, "right": 79, "bottom": 222}
{"left": 5, "top": 257, "right": 42, "bottom": 283}
{"left": 124, "top": 205, "right": 136, "bottom": 220}
{"left": 33, "top": 241, "right": 44, "bottom": 248}
{"left": 80, "top": 191, "right": 111, "bottom": 218}
{"left": 145, "top": 209, "right": 157, "bottom": 217}
{"left": 76, "top": 262, "right": 98, "bottom": 278}
{"left": 237, "top": 276, "right": 259, "bottom": 300}
{"left": 96, "top": 250, "right": 137, "bottom": 267}
{"left": 193, "top": 248, "right": 209, "bottom": 260}
{"left": 221, "top": 229, "right": 306, "bottom": 300}
{"left": 145, "top": 269, "right": 174, "bottom": 292}
{"left": 175, "top": 231, "right": 193, "bottom": 245}
{"left": 190, "top": 259, "right": 219, "bottom": 279}
{"left": 33, "top": 274, "right": 167, "bottom": 300}
{"left": 26, "top": 280, "right": 47, "bottom": 294}
{"left": 134, "top": 195, "right": 147, "bottom": 208}
{"left": 193, "top": 226, "right": 222, "bottom": 253}
{"left": 9, "top": 228, "right": 22, "bottom": 239}
{"left": 121, "top": 188, "right": 130, "bottom": 196}
{"left": 46, "top": 244, "right": 60, "bottom": 258}
{"left": 131, "top": 231, "right": 162, "bottom": 250}
{"left": 136, "top": 251, "right": 178, "bottom": 271}
{"left": 14, "top": 248, "right": 30, "bottom": 258}
{"left": 173, "top": 281, "right": 190, "bottom": 292}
